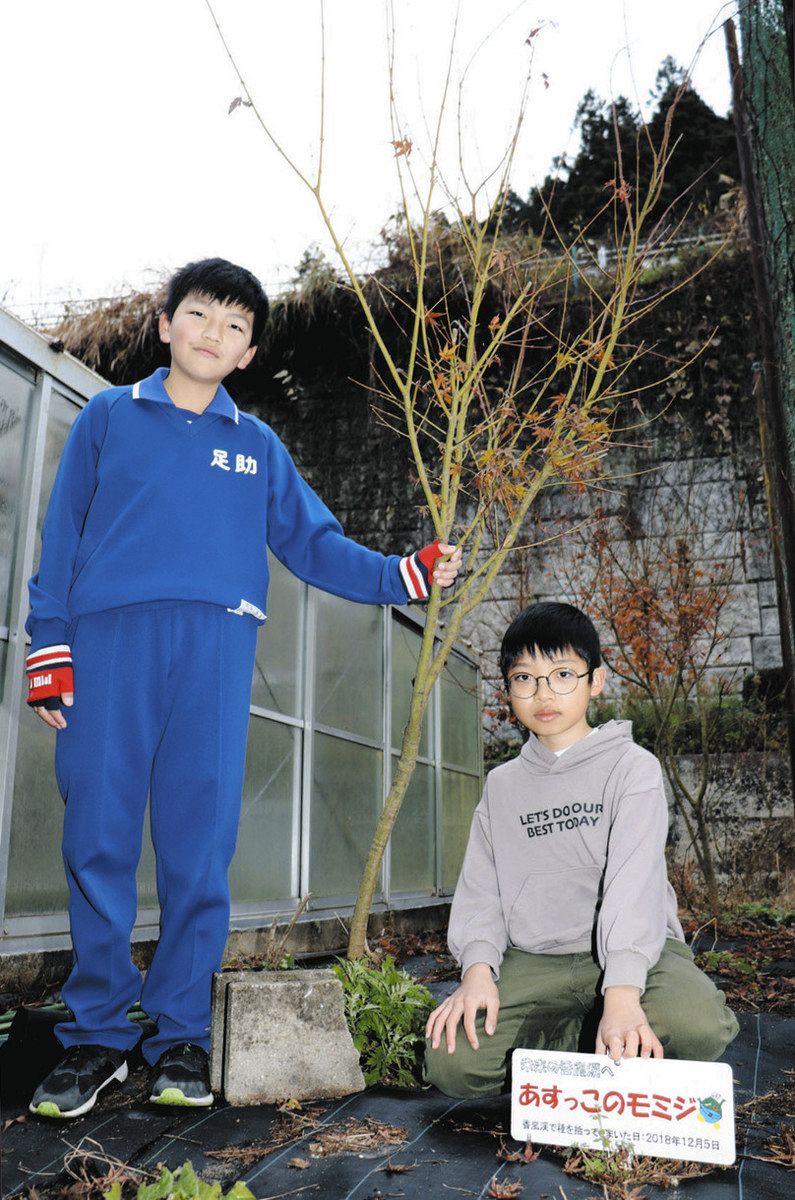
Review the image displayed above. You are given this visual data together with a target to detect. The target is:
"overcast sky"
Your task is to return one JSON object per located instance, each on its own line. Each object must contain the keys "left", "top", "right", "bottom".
{"left": 2, "top": 1, "right": 735, "bottom": 317}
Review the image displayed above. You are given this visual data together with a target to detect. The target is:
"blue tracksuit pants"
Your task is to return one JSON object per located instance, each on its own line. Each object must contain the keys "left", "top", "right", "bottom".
{"left": 53, "top": 601, "right": 258, "bottom": 1065}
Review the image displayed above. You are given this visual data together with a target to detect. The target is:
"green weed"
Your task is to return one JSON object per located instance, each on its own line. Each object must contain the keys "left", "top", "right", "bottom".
{"left": 333, "top": 955, "right": 435, "bottom": 1087}
{"left": 729, "top": 901, "right": 794, "bottom": 927}
{"left": 103, "top": 1161, "right": 254, "bottom": 1200}
{"left": 699, "top": 949, "right": 758, "bottom": 975}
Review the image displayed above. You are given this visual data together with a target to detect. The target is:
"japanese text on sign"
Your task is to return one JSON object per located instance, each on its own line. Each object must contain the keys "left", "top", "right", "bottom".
{"left": 510, "top": 1048, "right": 735, "bottom": 1166}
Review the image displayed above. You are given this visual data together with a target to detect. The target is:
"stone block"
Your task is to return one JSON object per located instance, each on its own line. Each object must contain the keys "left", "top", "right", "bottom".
{"left": 742, "top": 531, "right": 774, "bottom": 581}
{"left": 711, "top": 635, "right": 752, "bottom": 668}
{"left": 655, "top": 456, "right": 735, "bottom": 486}
{"left": 720, "top": 584, "right": 761, "bottom": 637}
{"left": 752, "top": 635, "right": 783, "bottom": 670}
{"left": 702, "top": 530, "right": 741, "bottom": 561}
{"left": 641, "top": 481, "right": 747, "bottom": 536}
{"left": 757, "top": 581, "right": 778, "bottom": 609}
{"left": 761, "top": 607, "right": 781, "bottom": 637}
{"left": 211, "top": 969, "right": 365, "bottom": 1105}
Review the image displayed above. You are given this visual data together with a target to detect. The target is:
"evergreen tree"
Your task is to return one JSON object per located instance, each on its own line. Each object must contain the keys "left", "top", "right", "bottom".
{"left": 505, "top": 61, "right": 739, "bottom": 240}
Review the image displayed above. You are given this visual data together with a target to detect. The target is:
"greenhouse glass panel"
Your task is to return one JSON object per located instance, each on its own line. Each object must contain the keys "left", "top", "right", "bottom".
{"left": 135, "top": 815, "right": 157, "bottom": 910}
{"left": 314, "top": 594, "right": 382, "bottom": 740}
{"left": 390, "top": 618, "right": 430, "bottom": 756}
{"left": 251, "top": 553, "right": 303, "bottom": 717}
{"left": 309, "top": 732, "right": 382, "bottom": 898}
{"left": 231, "top": 715, "right": 297, "bottom": 902}
{"left": 35, "top": 390, "right": 79, "bottom": 532}
{"left": 441, "top": 654, "right": 480, "bottom": 771}
{"left": 441, "top": 768, "right": 481, "bottom": 891}
{"left": 389, "top": 757, "right": 435, "bottom": 893}
{"left": 5, "top": 699, "right": 69, "bottom": 916}
{"left": 0, "top": 354, "right": 35, "bottom": 629}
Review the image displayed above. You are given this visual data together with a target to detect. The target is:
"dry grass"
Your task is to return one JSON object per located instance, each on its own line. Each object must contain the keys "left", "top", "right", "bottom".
{"left": 562, "top": 1144, "right": 720, "bottom": 1197}
{"left": 749, "top": 1125, "right": 795, "bottom": 1171}
{"left": 205, "top": 1100, "right": 328, "bottom": 1168}
{"left": 308, "top": 1117, "right": 408, "bottom": 1156}
{"left": 47, "top": 1136, "right": 154, "bottom": 1199}
{"left": 52, "top": 288, "right": 164, "bottom": 376}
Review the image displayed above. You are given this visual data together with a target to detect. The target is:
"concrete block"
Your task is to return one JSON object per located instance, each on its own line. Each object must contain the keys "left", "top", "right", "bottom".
{"left": 211, "top": 969, "right": 365, "bottom": 1104}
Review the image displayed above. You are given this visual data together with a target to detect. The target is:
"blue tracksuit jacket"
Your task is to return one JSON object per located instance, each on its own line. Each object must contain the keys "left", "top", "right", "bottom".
{"left": 27, "top": 368, "right": 409, "bottom": 649}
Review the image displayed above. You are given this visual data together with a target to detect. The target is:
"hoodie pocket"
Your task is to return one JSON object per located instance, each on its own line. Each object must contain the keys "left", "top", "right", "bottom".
{"left": 507, "top": 865, "right": 603, "bottom": 951}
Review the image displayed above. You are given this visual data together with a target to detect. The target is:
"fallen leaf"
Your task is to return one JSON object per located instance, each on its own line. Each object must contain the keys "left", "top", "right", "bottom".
{"left": 487, "top": 1177, "right": 523, "bottom": 1198}
{"left": 288, "top": 1156, "right": 312, "bottom": 1169}
{"left": 3, "top": 1114, "right": 27, "bottom": 1131}
{"left": 380, "top": 1160, "right": 415, "bottom": 1174}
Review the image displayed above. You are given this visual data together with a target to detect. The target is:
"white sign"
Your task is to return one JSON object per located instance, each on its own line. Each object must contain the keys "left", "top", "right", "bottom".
{"left": 511, "top": 1048, "right": 735, "bottom": 1166}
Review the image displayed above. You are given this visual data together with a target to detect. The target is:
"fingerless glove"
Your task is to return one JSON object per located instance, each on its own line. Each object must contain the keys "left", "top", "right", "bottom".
{"left": 26, "top": 645, "right": 74, "bottom": 710}
{"left": 399, "top": 539, "right": 445, "bottom": 602}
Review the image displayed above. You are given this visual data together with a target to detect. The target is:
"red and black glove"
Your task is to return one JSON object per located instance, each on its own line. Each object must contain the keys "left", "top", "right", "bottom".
{"left": 400, "top": 539, "right": 446, "bottom": 601}
{"left": 26, "top": 645, "right": 74, "bottom": 711}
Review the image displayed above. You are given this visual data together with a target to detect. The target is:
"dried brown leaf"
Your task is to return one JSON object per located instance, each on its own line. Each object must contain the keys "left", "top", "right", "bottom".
{"left": 380, "top": 1160, "right": 416, "bottom": 1174}
{"left": 288, "top": 1156, "right": 312, "bottom": 1170}
{"left": 487, "top": 1177, "right": 523, "bottom": 1199}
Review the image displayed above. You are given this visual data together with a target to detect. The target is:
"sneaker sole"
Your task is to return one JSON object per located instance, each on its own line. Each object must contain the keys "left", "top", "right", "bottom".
{"left": 29, "top": 1060, "right": 129, "bottom": 1119}
{"left": 149, "top": 1086, "right": 213, "bottom": 1106}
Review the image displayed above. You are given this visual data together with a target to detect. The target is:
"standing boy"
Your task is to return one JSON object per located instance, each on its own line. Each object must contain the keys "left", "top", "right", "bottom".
{"left": 25, "top": 257, "right": 461, "bottom": 1117}
{"left": 425, "top": 602, "right": 738, "bottom": 1097}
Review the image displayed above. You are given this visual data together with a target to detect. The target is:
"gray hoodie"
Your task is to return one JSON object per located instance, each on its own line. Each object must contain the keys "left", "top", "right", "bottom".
{"left": 448, "top": 720, "right": 684, "bottom": 993}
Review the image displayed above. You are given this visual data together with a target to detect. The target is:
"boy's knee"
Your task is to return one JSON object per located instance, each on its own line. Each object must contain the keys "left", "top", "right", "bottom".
{"left": 661, "top": 992, "right": 739, "bottom": 1061}
{"left": 423, "top": 1038, "right": 505, "bottom": 1099}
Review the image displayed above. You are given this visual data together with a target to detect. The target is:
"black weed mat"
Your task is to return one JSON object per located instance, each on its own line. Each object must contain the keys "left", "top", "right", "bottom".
{"left": 2, "top": 1011, "right": 793, "bottom": 1199}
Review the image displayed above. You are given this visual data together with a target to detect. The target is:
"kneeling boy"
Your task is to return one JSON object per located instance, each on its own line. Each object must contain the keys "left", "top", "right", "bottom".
{"left": 426, "top": 602, "right": 738, "bottom": 1097}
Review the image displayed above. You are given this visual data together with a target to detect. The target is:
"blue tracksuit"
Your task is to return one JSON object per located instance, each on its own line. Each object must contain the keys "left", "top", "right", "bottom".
{"left": 27, "top": 368, "right": 410, "bottom": 1062}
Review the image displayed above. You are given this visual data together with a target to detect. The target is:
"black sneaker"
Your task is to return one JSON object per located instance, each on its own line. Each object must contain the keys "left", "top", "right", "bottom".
{"left": 149, "top": 1042, "right": 213, "bottom": 1106}
{"left": 29, "top": 1044, "right": 128, "bottom": 1119}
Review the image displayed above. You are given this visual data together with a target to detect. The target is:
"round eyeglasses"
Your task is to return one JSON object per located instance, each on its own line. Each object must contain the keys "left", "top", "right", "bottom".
{"left": 508, "top": 668, "right": 590, "bottom": 699}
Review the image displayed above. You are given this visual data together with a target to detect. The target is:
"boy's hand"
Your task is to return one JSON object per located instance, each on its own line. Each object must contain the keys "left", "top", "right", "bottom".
{"left": 431, "top": 542, "right": 463, "bottom": 589}
{"left": 596, "top": 985, "right": 664, "bottom": 1062}
{"left": 26, "top": 645, "right": 74, "bottom": 730}
{"left": 400, "top": 540, "right": 462, "bottom": 601}
{"left": 425, "top": 962, "right": 499, "bottom": 1053}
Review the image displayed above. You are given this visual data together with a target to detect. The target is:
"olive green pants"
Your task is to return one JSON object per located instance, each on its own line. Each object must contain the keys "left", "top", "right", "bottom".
{"left": 425, "top": 940, "right": 739, "bottom": 1099}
